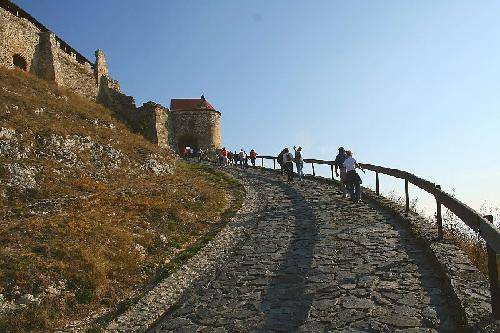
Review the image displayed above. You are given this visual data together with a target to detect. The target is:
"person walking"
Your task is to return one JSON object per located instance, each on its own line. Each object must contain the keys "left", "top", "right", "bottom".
{"left": 181, "top": 147, "right": 188, "bottom": 159}
{"left": 219, "top": 147, "right": 228, "bottom": 167}
{"left": 244, "top": 151, "right": 249, "bottom": 169}
{"left": 277, "top": 148, "right": 286, "bottom": 175}
{"left": 334, "top": 147, "right": 348, "bottom": 197}
{"left": 293, "top": 146, "right": 304, "bottom": 180}
{"left": 217, "top": 148, "right": 223, "bottom": 166}
{"left": 249, "top": 149, "right": 257, "bottom": 167}
{"left": 233, "top": 150, "right": 239, "bottom": 166}
{"left": 223, "top": 148, "right": 229, "bottom": 166}
{"left": 238, "top": 149, "right": 245, "bottom": 169}
{"left": 283, "top": 148, "right": 294, "bottom": 182}
{"left": 197, "top": 148, "right": 203, "bottom": 162}
{"left": 343, "top": 150, "right": 364, "bottom": 202}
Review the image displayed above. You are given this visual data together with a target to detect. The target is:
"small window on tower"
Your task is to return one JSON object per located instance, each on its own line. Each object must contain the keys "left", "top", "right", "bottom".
{"left": 12, "top": 54, "right": 27, "bottom": 71}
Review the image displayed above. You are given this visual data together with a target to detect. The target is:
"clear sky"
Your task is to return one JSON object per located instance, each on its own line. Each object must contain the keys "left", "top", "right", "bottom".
{"left": 14, "top": 0, "right": 500, "bottom": 214}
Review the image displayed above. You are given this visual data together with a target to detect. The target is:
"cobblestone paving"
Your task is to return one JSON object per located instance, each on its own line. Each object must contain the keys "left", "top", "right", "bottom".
{"left": 152, "top": 168, "right": 463, "bottom": 332}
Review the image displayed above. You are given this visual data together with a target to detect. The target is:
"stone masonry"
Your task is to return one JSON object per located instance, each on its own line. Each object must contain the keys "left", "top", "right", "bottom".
{"left": 0, "top": 0, "right": 222, "bottom": 152}
{"left": 136, "top": 102, "right": 170, "bottom": 149}
{"left": 105, "top": 166, "right": 500, "bottom": 332}
{"left": 169, "top": 96, "right": 222, "bottom": 152}
{"left": 150, "top": 168, "right": 464, "bottom": 332}
{"left": 0, "top": 0, "right": 96, "bottom": 99}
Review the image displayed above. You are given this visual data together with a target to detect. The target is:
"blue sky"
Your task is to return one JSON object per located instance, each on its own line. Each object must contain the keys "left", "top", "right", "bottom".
{"left": 14, "top": 0, "right": 500, "bottom": 213}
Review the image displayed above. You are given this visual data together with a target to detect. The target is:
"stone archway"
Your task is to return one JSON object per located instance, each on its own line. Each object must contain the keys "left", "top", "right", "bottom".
{"left": 177, "top": 134, "right": 199, "bottom": 153}
{"left": 12, "top": 54, "right": 27, "bottom": 71}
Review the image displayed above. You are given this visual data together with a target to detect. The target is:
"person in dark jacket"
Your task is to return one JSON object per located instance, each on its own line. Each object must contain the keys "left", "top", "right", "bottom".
{"left": 233, "top": 150, "right": 239, "bottom": 166}
{"left": 334, "top": 147, "right": 348, "bottom": 197}
{"left": 283, "top": 148, "right": 294, "bottom": 182}
{"left": 277, "top": 148, "right": 286, "bottom": 175}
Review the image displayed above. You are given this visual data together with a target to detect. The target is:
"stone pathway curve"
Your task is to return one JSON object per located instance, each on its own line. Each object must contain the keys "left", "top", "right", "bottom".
{"left": 151, "top": 167, "right": 463, "bottom": 332}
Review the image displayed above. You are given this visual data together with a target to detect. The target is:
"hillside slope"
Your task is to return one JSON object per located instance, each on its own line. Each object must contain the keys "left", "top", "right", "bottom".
{"left": 0, "top": 68, "right": 237, "bottom": 332}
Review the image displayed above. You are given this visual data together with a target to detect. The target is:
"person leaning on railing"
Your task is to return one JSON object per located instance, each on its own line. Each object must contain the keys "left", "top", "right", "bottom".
{"left": 293, "top": 146, "right": 304, "bottom": 181}
{"left": 343, "top": 150, "right": 365, "bottom": 202}
{"left": 277, "top": 148, "right": 286, "bottom": 175}
{"left": 283, "top": 148, "right": 294, "bottom": 182}
{"left": 250, "top": 149, "right": 257, "bottom": 167}
{"left": 334, "top": 147, "right": 348, "bottom": 197}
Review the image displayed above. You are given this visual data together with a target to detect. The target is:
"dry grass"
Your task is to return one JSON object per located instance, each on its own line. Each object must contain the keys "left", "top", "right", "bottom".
{"left": 0, "top": 68, "right": 242, "bottom": 332}
{"left": 441, "top": 204, "right": 500, "bottom": 277}
{"left": 384, "top": 189, "right": 499, "bottom": 277}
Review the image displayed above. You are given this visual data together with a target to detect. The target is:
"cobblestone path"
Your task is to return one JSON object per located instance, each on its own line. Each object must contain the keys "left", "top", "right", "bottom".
{"left": 153, "top": 168, "right": 462, "bottom": 332}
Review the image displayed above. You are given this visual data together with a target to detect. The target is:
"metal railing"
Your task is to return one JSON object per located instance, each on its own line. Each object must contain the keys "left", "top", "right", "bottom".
{"left": 257, "top": 154, "right": 500, "bottom": 319}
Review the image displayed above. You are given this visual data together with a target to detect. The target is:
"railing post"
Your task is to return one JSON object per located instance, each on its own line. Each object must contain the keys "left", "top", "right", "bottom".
{"left": 311, "top": 163, "right": 315, "bottom": 177}
{"left": 484, "top": 215, "right": 500, "bottom": 319}
{"left": 261, "top": 157, "right": 263, "bottom": 167}
{"left": 405, "top": 179, "right": 410, "bottom": 213}
{"left": 331, "top": 165, "right": 334, "bottom": 180}
{"left": 273, "top": 159, "right": 276, "bottom": 170}
{"left": 436, "top": 185, "right": 443, "bottom": 239}
{"left": 375, "top": 172, "right": 380, "bottom": 196}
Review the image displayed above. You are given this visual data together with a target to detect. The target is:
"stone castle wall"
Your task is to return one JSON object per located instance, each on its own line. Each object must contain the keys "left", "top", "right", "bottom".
{"left": 0, "top": 0, "right": 222, "bottom": 153}
{"left": 0, "top": 5, "right": 41, "bottom": 74}
{"left": 0, "top": 2, "right": 96, "bottom": 99}
{"left": 136, "top": 102, "right": 170, "bottom": 149}
{"left": 169, "top": 110, "right": 221, "bottom": 151}
{"left": 55, "top": 49, "right": 96, "bottom": 100}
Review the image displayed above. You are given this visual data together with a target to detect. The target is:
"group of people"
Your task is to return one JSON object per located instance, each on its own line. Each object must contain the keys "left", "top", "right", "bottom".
{"left": 217, "top": 147, "right": 258, "bottom": 168}
{"left": 184, "top": 144, "right": 364, "bottom": 202}
{"left": 277, "top": 146, "right": 304, "bottom": 182}
{"left": 334, "top": 147, "right": 364, "bottom": 202}
{"left": 276, "top": 146, "right": 364, "bottom": 202}
{"left": 181, "top": 147, "right": 204, "bottom": 162}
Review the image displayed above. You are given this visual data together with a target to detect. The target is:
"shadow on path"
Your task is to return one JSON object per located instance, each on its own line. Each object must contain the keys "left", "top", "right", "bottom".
{"left": 251, "top": 175, "right": 319, "bottom": 332}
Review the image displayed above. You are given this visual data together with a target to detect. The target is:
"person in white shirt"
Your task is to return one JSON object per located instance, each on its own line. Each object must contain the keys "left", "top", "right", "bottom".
{"left": 238, "top": 149, "right": 245, "bottom": 168}
{"left": 293, "top": 146, "right": 304, "bottom": 180}
{"left": 342, "top": 150, "right": 364, "bottom": 202}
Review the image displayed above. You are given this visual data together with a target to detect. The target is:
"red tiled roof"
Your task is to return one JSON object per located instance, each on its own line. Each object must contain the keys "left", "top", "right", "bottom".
{"left": 170, "top": 98, "right": 216, "bottom": 111}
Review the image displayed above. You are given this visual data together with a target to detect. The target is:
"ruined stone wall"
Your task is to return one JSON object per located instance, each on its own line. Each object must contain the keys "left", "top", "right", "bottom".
{"left": 97, "top": 76, "right": 137, "bottom": 125}
{"left": 136, "top": 102, "right": 169, "bottom": 149}
{"left": 95, "top": 49, "right": 109, "bottom": 85}
{"left": 0, "top": 6, "right": 40, "bottom": 72}
{"left": 55, "top": 49, "right": 96, "bottom": 100}
{"left": 169, "top": 111, "right": 221, "bottom": 151}
{"left": 0, "top": 4, "right": 97, "bottom": 100}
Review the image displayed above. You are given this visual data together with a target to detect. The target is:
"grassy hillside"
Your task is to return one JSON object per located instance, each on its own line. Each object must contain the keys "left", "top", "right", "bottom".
{"left": 0, "top": 68, "right": 241, "bottom": 332}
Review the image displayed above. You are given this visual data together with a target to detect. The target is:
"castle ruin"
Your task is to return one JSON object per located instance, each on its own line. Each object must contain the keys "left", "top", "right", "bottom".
{"left": 0, "top": 0, "right": 221, "bottom": 153}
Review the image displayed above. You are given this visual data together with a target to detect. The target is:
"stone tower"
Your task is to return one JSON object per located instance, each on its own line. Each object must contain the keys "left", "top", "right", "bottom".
{"left": 169, "top": 95, "right": 221, "bottom": 152}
